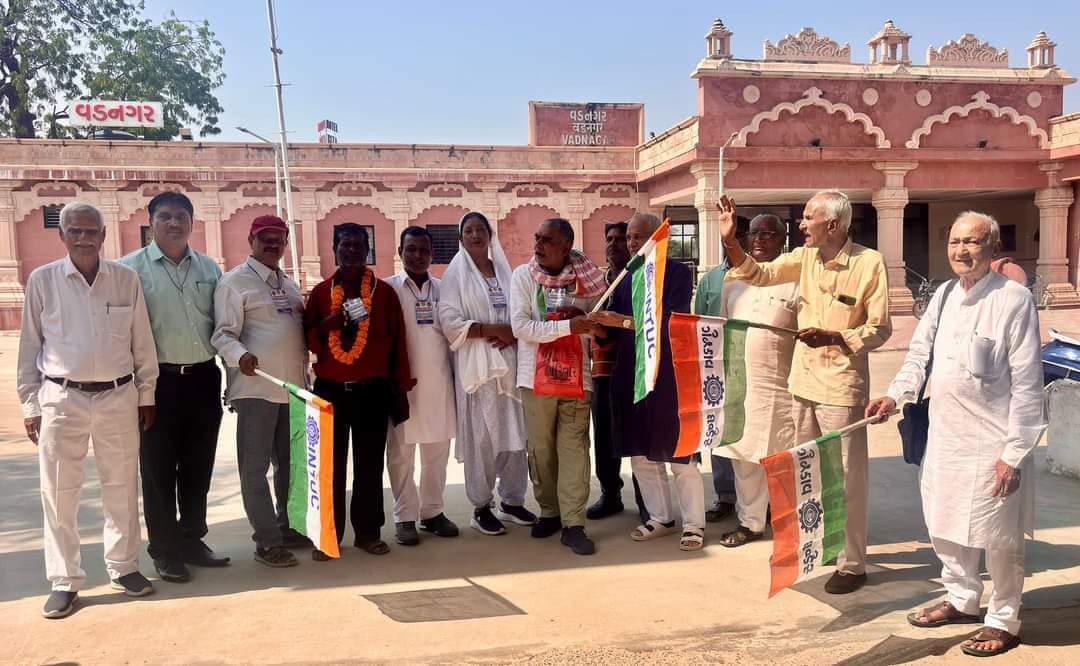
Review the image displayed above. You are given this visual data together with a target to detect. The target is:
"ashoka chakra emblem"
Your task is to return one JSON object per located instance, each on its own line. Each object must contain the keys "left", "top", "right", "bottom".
{"left": 703, "top": 376, "right": 724, "bottom": 407}
{"left": 306, "top": 415, "right": 319, "bottom": 445}
{"left": 798, "top": 498, "right": 823, "bottom": 533}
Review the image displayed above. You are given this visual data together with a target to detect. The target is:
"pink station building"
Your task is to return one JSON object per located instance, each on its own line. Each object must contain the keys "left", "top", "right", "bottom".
{"left": 2, "top": 18, "right": 1080, "bottom": 328}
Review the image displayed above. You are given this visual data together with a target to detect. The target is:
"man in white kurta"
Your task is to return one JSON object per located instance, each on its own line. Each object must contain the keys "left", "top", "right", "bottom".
{"left": 868, "top": 212, "right": 1045, "bottom": 657}
{"left": 713, "top": 215, "right": 798, "bottom": 546}
{"left": 17, "top": 203, "right": 159, "bottom": 618}
{"left": 385, "top": 228, "right": 459, "bottom": 546}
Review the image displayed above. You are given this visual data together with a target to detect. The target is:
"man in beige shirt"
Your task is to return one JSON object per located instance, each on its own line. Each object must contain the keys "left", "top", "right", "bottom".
{"left": 17, "top": 202, "right": 159, "bottom": 618}
{"left": 719, "top": 190, "right": 891, "bottom": 594}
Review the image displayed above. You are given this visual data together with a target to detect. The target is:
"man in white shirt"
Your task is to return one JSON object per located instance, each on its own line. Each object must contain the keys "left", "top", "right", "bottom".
{"left": 712, "top": 215, "right": 798, "bottom": 547}
{"left": 867, "top": 212, "right": 1045, "bottom": 658}
{"left": 212, "top": 215, "right": 309, "bottom": 569}
{"left": 509, "top": 218, "right": 604, "bottom": 556}
{"left": 385, "top": 227, "right": 459, "bottom": 545}
{"left": 17, "top": 202, "right": 159, "bottom": 618}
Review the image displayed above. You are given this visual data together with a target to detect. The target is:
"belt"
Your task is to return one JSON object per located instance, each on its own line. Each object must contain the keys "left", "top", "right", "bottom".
{"left": 321, "top": 377, "right": 388, "bottom": 392}
{"left": 159, "top": 360, "right": 216, "bottom": 375}
{"left": 47, "top": 374, "right": 134, "bottom": 393}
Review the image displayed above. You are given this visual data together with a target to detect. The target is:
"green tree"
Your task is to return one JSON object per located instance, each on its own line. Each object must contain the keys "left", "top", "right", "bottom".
{"left": 0, "top": 0, "right": 225, "bottom": 139}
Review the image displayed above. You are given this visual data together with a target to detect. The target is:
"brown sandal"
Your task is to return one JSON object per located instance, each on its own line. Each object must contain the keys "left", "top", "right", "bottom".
{"left": 960, "top": 627, "right": 1020, "bottom": 657}
{"left": 355, "top": 539, "right": 390, "bottom": 555}
{"left": 719, "top": 525, "right": 764, "bottom": 548}
{"left": 906, "top": 601, "right": 981, "bottom": 628}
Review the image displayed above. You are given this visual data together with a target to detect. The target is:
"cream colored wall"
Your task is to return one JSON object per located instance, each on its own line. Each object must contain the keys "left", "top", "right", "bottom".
{"left": 927, "top": 198, "right": 1039, "bottom": 281}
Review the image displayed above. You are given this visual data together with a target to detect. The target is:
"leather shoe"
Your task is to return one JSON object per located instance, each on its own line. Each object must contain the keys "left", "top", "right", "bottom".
{"left": 154, "top": 558, "right": 190, "bottom": 583}
{"left": 395, "top": 521, "right": 420, "bottom": 546}
{"left": 586, "top": 496, "right": 624, "bottom": 520}
{"left": 531, "top": 516, "right": 562, "bottom": 538}
{"left": 824, "top": 571, "right": 867, "bottom": 595}
{"left": 182, "top": 541, "right": 231, "bottom": 567}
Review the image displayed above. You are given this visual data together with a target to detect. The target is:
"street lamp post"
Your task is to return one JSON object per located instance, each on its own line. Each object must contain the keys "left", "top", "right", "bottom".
{"left": 236, "top": 125, "right": 299, "bottom": 282}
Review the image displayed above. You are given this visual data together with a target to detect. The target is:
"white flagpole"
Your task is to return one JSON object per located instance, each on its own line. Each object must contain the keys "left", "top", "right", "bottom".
{"left": 254, "top": 368, "right": 319, "bottom": 402}
{"left": 717, "top": 132, "right": 738, "bottom": 267}
{"left": 589, "top": 221, "right": 668, "bottom": 314}
{"left": 793, "top": 411, "right": 899, "bottom": 448}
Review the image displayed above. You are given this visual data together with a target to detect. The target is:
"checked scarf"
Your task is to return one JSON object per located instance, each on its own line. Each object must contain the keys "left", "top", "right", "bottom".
{"left": 528, "top": 250, "right": 606, "bottom": 298}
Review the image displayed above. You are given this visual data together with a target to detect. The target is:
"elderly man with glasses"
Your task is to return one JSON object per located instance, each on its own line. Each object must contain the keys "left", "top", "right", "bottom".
{"left": 718, "top": 190, "right": 892, "bottom": 594}
{"left": 867, "top": 211, "right": 1044, "bottom": 657}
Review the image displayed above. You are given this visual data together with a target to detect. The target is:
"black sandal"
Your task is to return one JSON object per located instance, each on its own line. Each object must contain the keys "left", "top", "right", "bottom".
{"left": 719, "top": 525, "right": 763, "bottom": 548}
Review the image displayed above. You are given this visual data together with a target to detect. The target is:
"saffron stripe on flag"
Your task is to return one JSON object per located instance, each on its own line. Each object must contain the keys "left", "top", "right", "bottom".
{"left": 763, "top": 447, "right": 800, "bottom": 596}
{"left": 285, "top": 383, "right": 339, "bottom": 558}
{"left": 670, "top": 313, "right": 703, "bottom": 458}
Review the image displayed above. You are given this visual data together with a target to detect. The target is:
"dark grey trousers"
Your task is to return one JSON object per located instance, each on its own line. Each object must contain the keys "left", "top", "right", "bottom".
{"left": 234, "top": 399, "right": 290, "bottom": 549}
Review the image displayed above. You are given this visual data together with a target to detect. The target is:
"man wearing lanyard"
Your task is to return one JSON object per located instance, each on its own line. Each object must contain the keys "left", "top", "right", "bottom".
{"left": 385, "top": 227, "right": 459, "bottom": 546}
{"left": 121, "top": 192, "right": 228, "bottom": 584}
{"left": 212, "top": 215, "right": 310, "bottom": 568}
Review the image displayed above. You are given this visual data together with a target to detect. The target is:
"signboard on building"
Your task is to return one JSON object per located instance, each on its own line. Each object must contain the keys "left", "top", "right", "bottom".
{"left": 528, "top": 101, "right": 643, "bottom": 147}
{"left": 69, "top": 101, "right": 164, "bottom": 128}
{"left": 318, "top": 119, "right": 339, "bottom": 144}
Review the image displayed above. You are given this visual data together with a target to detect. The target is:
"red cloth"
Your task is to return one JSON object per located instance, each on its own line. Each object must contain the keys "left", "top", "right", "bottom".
{"left": 990, "top": 257, "right": 1028, "bottom": 286}
{"left": 303, "top": 271, "right": 415, "bottom": 424}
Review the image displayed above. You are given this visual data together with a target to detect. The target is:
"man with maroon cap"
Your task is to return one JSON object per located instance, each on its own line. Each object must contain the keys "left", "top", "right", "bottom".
{"left": 212, "top": 215, "right": 310, "bottom": 568}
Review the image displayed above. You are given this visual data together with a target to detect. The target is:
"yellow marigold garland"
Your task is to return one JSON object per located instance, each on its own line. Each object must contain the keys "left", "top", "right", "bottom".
{"left": 328, "top": 269, "right": 373, "bottom": 364}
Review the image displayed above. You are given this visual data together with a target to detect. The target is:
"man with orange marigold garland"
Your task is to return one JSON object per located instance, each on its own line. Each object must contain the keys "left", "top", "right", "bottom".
{"left": 304, "top": 223, "right": 415, "bottom": 560}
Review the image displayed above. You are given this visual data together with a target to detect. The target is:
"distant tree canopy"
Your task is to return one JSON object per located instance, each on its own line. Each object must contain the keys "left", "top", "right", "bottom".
{"left": 0, "top": 0, "right": 225, "bottom": 139}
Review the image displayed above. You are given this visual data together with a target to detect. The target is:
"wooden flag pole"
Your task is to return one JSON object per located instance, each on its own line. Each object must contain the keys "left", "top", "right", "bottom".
{"left": 254, "top": 368, "right": 320, "bottom": 402}
{"left": 794, "top": 410, "right": 899, "bottom": 448}
{"left": 589, "top": 219, "right": 671, "bottom": 314}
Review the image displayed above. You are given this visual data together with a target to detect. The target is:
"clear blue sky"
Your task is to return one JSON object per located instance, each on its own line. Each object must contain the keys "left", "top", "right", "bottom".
{"left": 144, "top": 0, "right": 1080, "bottom": 143}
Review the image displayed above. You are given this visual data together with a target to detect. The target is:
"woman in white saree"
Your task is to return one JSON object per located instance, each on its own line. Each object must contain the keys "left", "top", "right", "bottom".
{"left": 438, "top": 212, "right": 537, "bottom": 535}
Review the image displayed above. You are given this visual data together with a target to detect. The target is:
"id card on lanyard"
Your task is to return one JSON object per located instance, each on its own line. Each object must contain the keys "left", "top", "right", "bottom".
{"left": 488, "top": 285, "right": 507, "bottom": 310}
{"left": 415, "top": 300, "right": 435, "bottom": 325}
{"left": 270, "top": 287, "right": 293, "bottom": 314}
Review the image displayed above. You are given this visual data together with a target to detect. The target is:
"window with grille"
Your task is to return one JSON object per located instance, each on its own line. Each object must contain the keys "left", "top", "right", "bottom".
{"left": 363, "top": 225, "right": 376, "bottom": 265}
{"left": 428, "top": 225, "right": 459, "bottom": 264}
{"left": 141, "top": 225, "right": 153, "bottom": 247}
{"left": 668, "top": 222, "right": 699, "bottom": 263}
{"left": 43, "top": 206, "right": 62, "bottom": 229}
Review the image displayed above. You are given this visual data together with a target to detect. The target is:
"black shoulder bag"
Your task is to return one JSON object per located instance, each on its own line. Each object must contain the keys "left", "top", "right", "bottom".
{"left": 898, "top": 279, "right": 956, "bottom": 466}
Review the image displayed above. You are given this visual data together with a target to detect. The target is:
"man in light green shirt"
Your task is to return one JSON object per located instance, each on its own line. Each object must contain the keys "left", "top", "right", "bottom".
{"left": 121, "top": 191, "right": 229, "bottom": 584}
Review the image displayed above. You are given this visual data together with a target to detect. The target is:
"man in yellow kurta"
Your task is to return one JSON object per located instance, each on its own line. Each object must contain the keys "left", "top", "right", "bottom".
{"left": 718, "top": 190, "right": 891, "bottom": 594}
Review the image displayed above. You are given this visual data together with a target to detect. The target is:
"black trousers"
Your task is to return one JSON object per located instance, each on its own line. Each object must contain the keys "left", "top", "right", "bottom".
{"left": 315, "top": 377, "right": 391, "bottom": 544}
{"left": 592, "top": 376, "right": 647, "bottom": 514}
{"left": 140, "top": 363, "right": 223, "bottom": 560}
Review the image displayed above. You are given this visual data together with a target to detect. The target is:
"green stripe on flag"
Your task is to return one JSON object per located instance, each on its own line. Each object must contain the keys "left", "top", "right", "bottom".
{"left": 285, "top": 390, "right": 309, "bottom": 536}
{"left": 816, "top": 432, "right": 847, "bottom": 565}
{"left": 631, "top": 263, "right": 647, "bottom": 402}
{"left": 625, "top": 254, "right": 643, "bottom": 272}
{"left": 721, "top": 320, "right": 748, "bottom": 444}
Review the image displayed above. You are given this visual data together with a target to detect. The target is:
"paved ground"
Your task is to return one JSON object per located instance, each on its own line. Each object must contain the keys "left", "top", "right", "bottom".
{"left": 2, "top": 328, "right": 1080, "bottom": 665}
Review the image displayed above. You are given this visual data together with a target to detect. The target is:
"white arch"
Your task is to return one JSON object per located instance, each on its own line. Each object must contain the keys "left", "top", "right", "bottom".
{"left": 732, "top": 86, "right": 890, "bottom": 148}
{"left": 905, "top": 91, "right": 1049, "bottom": 149}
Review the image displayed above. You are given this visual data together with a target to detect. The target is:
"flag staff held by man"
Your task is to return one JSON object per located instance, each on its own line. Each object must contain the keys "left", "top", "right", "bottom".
{"left": 121, "top": 192, "right": 228, "bottom": 584}
{"left": 718, "top": 191, "right": 892, "bottom": 594}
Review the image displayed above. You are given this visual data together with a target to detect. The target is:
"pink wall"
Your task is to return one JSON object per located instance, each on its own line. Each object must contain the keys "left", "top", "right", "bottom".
{"left": 316, "top": 204, "right": 395, "bottom": 278}
{"left": 411, "top": 203, "right": 468, "bottom": 278}
{"left": 17, "top": 207, "right": 65, "bottom": 283}
{"left": 1070, "top": 183, "right": 1080, "bottom": 288}
{"left": 583, "top": 204, "right": 635, "bottom": 267}
{"left": 222, "top": 204, "right": 303, "bottom": 272}
{"left": 498, "top": 204, "right": 559, "bottom": 270}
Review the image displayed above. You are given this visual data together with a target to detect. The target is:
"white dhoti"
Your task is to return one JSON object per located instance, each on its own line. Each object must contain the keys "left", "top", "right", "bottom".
{"left": 387, "top": 432, "right": 452, "bottom": 523}
{"left": 631, "top": 456, "right": 705, "bottom": 530}
{"left": 932, "top": 536, "right": 1025, "bottom": 635}
{"left": 38, "top": 380, "right": 141, "bottom": 591}
{"left": 731, "top": 459, "right": 770, "bottom": 533}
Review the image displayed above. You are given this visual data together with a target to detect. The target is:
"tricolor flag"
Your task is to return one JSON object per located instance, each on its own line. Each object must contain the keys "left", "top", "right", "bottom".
{"left": 669, "top": 313, "right": 748, "bottom": 457}
{"left": 629, "top": 220, "right": 670, "bottom": 403}
{"left": 286, "top": 383, "right": 339, "bottom": 558}
{"left": 761, "top": 432, "right": 847, "bottom": 597}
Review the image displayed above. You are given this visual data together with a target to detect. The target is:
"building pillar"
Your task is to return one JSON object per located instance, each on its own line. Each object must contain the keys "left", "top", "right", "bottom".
{"left": 199, "top": 183, "right": 226, "bottom": 270}
{"left": 1035, "top": 180, "right": 1079, "bottom": 306}
{"left": 690, "top": 162, "right": 721, "bottom": 278}
{"left": 92, "top": 181, "right": 125, "bottom": 260}
{"left": 873, "top": 161, "right": 918, "bottom": 315}
{"left": 297, "top": 183, "right": 324, "bottom": 288}
{"left": 0, "top": 181, "right": 24, "bottom": 329}
{"left": 480, "top": 183, "right": 502, "bottom": 236}
{"left": 563, "top": 182, "right": 588, "bottom": 251}
{"left": 390, "top": 187, "right": 411, "bottom": 274}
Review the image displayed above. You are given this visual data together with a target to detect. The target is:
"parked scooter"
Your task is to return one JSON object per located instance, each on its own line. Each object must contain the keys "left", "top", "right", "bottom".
{"left": 1042, "top": 329, "right": 1080, "bottom": 385}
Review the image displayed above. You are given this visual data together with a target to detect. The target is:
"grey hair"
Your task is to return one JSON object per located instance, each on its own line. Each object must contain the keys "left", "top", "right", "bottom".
{"left": 808, "top": 190, "right": 852, "bottom": 233}
{"left": 954, "top": 210, "right": 1001, "bottom": 246}
{"left": 59, "top": 202, "right": 105, "bottom": 231}
{"left": 749, "top": 213, "right": 786, "bottom": 235}
{"left": 627, "top": 212, "right": 662, "bottom": 232}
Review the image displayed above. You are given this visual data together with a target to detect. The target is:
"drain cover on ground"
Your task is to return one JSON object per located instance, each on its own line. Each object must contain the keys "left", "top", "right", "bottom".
{"left": 363, "top": 579, "right": 525, "bottom": 623}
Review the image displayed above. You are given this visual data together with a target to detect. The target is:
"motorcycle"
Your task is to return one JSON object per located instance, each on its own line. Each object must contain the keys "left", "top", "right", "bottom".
{"left": 1042, "top": 328, "right": 1080, "bottom": 385}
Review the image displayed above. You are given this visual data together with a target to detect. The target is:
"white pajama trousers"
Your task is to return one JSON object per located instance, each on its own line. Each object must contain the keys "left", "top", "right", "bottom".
{"left": 386, "top": 434, "right": 451, "bottom": 524}
{"left": 932, "top": 536, "right": 1025, "bottom": 635}
{"left": 631, "top": 456, "right": 705, "bottom": 530}
{"left": 37, "top": 380, "right": 142, "bottom": 591}
{"left": 732, "top": 459, "right": 770, "bottom": 533}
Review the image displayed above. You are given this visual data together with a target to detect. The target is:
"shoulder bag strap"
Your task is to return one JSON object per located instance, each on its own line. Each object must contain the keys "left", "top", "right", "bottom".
{"left": 916, "top": 279, "right": 957, "bottom": 402}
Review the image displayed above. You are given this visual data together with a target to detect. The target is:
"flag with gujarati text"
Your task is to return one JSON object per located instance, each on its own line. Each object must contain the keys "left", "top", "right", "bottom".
{"left": 286, "top": 383, "right": 339, "bottom": 558}
{"left": 762, "top": 432, "right": 846, "bottom": 597}
{"left": 669, "top": 313, "right": 748, "bottom": 457}
{"left": 629, "top": 221, "right": 670, "bottom": 403}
